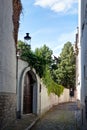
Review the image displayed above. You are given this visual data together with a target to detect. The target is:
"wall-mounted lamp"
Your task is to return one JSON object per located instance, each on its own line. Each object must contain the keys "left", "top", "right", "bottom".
{"left": 24, "top": 33, "right": 31, "bottom": 42}
{"left": 24, "top": 33, "right": 31, "bottom": 48}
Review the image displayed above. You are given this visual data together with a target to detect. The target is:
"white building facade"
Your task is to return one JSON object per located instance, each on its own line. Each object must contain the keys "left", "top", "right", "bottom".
{"left": 78, "top": 0, "right": 87, "bottom": 119}
{"left": 0, "top": 0, "right": 16, "bottom": 129}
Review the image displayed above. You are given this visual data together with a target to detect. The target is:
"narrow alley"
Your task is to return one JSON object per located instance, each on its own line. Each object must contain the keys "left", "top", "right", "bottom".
{"left": 30, "top": 102, "right": 81, "bottom": 130}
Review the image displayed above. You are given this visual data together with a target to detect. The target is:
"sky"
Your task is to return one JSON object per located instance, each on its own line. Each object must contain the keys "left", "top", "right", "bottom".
{"left": 18, "top": 0, "right": 78, "bottom": 56}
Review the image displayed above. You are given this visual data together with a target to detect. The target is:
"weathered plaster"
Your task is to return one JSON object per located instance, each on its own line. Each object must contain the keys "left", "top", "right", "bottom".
{"left": 0, "top": 0, "right": 16, "bottom": 93}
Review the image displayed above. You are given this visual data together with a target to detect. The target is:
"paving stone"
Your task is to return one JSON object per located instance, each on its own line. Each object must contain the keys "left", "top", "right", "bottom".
{"left": 3, "top": 102, "right": 86, "bottom": 130}
{"left": 31, "top": 102, "right": 82, "bottom": 130}
{"left": 3, "top": 114, "right": 38, "bottom": 130}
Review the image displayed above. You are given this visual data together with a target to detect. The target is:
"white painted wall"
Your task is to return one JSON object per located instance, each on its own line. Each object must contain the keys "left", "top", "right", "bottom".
{"left": 17, "top": 59, "right": 39, "bottom": 115}
{"left": 80, "top": 0, "right": 85, "bottom": 105}
{"left": 40, "top": 84, "right": 52, "bottom": 114}
{"left": 18, "top": 58, "right": 28, "bottom": 81}
{"left": 0, "top": 0, "right": 16, "bottom": 92}
{"left": 40, "top": 83, "right": 70, "bottom": 115}
{"left": 77, "top": 0, "right": 82, "bottom": 101}
{"left": 17, "top": 59, "right": 28, "bottom": 112}
{"left": 58, "top": 89, "right": 70, "bottom": 103}
{"left": 78, "top": 0, "right": 87, "bottom": 105}
{"left": 18, "top": 59, "right": 70, "bottom": 116}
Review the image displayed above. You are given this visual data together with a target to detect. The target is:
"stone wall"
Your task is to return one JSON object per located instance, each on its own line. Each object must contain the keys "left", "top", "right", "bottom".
{"left": 0, "top": 92, "right": 16, "bottom": 129}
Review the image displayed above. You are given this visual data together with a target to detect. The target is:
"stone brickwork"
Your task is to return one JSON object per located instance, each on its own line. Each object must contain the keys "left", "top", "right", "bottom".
{"left": 0, "top": 92, "right": 16, "bottom": 129}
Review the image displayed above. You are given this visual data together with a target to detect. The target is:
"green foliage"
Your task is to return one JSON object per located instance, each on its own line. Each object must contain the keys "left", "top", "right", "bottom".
{"left": 52, "top": 42, "right": 76, "bottom": 89}
{"left": 17, "top": 41, "right": 64, "bottom": 96}
{"left": 17, "top": 40, "right": 31, "bottom": 61}
{"left": 43, "top": 67, "right": 64, "bottom": 97}
{"left": 35, "top": 44, "right": 53, "bottom": 66}
{"left": 17, "top": 41, "right": 53, "bottom": 78}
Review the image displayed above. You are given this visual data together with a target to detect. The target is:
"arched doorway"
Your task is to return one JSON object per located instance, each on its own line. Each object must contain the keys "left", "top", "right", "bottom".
{"left": 17, "top": 66, "right": 39, "bottom": 117}
{"left": 23, "top": 71, "right": 33, "bottom": 114}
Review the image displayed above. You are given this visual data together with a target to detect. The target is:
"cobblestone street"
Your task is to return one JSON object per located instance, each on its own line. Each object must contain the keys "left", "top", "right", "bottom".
{"left": 30, "top": 102, "right": 81, "bottom": 130}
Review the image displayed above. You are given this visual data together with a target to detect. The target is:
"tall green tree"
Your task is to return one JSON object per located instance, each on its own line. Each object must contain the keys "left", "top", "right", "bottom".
{"left": 53, "top": 42, "right": 76, "bottom": 89}
{"left": 35, "top": 44, "right": 53, "bottom": 66}
{"left": 34, "top": 44, "right": 53, "bottom": 77}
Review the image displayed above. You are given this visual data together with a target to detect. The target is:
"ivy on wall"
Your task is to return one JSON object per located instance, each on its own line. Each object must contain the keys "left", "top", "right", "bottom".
{"left": 42, "top": 67, "right": 64, "bottom": 97}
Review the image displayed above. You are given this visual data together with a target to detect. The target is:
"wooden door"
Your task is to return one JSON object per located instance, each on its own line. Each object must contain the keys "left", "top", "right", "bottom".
{"left": 23, "top": 72, "right": 33, "bottom": 114}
